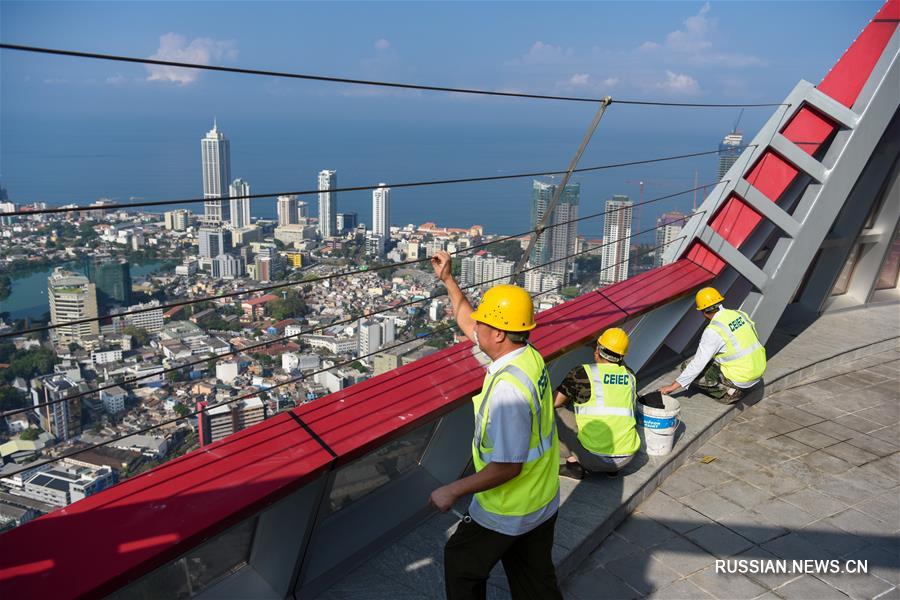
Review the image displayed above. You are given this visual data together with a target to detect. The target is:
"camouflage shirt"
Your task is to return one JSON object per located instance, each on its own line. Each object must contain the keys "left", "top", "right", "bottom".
{"left": 556, "top": 362, "right": 636, "bottom": 406}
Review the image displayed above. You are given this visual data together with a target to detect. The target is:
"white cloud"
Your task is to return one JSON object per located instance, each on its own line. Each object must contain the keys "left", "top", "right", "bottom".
{"left": 568, "top": 73, "right": 591, "bottom": 86}
{"left": 374, "top": 38, "right": 390, "bottom": 51}
{"left": 106, "top": 73, "right": 127, "bottom": 85}
{"left": 518, "top": 41, "right": 574, "bottom": 65}
{"left": 43, "top": 78, "right": 68, "bottom": 85}
{"left": 146, "top": 33, "right": 238, "bottom": 85}
{"left": 639, "top": 3, "right": 763, "bottom": 68}
{"left": 657, "top": 70, "right": 701, "bottom": 95}
{"left": 602, "top": 77, "right": 620, "bottom": 88}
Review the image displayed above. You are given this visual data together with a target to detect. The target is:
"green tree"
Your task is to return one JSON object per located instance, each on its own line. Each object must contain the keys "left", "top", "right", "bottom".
{"left": 489, "top": 239, "right": 525, "bottom": 264}
{"left": 173, "top": 403, "right": 191, "bottom": 418}
{"left": 4, "top": 347, "right": 56, "bottom": 382}
{"left": 0, "top": 275, "right": 11, "bottom": 300}
{"left": 269, "top": 291, "right": 308, "bottom": 321}
{"left": 0, "top": 387, "right": 27, "bottom": 412}
{"left": 20, "top": 428, "right": 40, "bottom": 441}
{"left": 123, "top": 326, "right": 150, "bottom": 347}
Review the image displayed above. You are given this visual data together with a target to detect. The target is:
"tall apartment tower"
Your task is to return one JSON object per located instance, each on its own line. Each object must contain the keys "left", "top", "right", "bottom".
{"left": 653, "top": 211, "right": 686, "bottom": 267}
{"left": 318, "top": 170, "right": 337, "bottom": 239}
{"left": 201, "top": 120, "right": 232, "bottom": 225}
{"left": 600, "top": 195, "right": 633, "bottom": 285}
{"left": 48, "top": 268, "right": 99, "bottom": 345}
{"left": 277, "top": 195, "right": 300, "bottom": 226}
{"left": 718, "top": 132, "right": 744, "bottom": 181}
{"left": 32, "top": 374, "right": 83, "bottom": 441}
{"left": 85, "top": 258, "right": 132, "bottom": 308}
{"left": 198, "top": 228, "right": 231, "bottom": 259}
{"left": 229, "top": 179, "right": 251, "bottom": 229}
{"left": 372, "top": 183, "right": 390, "bottom": 238}
{"left": 530, "top": 179, "right": 580, "bottom": 284}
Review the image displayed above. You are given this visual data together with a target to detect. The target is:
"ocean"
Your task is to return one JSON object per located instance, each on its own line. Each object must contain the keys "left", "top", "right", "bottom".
{"left": 1, "top": 113, "right": 729, "bottom": 240}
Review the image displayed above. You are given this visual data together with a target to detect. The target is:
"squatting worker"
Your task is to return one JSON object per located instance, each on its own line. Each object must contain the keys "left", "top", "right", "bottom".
{"left": 428, "top": 250, "right": 563, "bottom": 600}
{"left": 554, "top": 328, "right": 640, "bottom": 480}
{"left": 659, "top": 287, "right": 766, "bottom": 403}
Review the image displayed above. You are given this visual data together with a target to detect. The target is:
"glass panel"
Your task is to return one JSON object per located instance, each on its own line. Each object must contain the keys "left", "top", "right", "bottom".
{"left": 327, "top": 423, "right": 435, "bottom": 514}
{"left": 184, "top": 517, "right": 256, "bottom": 591}
{"left": 831, "top": 245, "right": 862, "bottom": 296}
{"left": 875, "top": 231, "right": 900, "bottom": 290}
{"left": 106, "top": 558, "right": 191, "bottom": 600}
{"left": 108, "top": 517, "right": 256, "bottom": 598}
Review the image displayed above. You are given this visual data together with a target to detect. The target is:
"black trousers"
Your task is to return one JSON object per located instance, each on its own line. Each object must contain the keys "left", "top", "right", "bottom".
{"left": 444, "top": 513, "right": 563, "bottom": 600}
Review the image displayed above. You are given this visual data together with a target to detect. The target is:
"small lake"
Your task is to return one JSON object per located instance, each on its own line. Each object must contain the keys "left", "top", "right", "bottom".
{"left": 0, "top": 261, "right": 164, "bottom": 321}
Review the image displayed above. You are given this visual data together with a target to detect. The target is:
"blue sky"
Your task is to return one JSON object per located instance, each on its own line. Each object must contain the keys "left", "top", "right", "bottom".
{"left": 0, "top": 1, "right": 885, "bottom": 233}
{"left": 1, "top": 1, "right": 880, "bottom": 123}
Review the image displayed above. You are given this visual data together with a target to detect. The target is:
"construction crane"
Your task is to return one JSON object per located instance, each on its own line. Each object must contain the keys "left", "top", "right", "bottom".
{"left": 624, "top": 179, "right": 686, "bottom": 242}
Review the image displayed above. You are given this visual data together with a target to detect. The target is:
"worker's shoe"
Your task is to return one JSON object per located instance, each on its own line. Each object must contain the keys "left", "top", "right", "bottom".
{"left": 714, "top": 387, "right": 744, "bottom": 404}
{"left": 559, "top": 461, "right": 585, "bottom": 480}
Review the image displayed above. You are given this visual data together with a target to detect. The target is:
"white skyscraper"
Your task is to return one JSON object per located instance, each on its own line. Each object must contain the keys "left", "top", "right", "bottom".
{"left": 372, "top": 183, "right": 390, "bottom": 238}
{"left": 718, "top": 132, "right": 744, "bottom": 181}
{"left": 48, "top": 268, "right": 99, "bottom": 345}
{"left": 653, "top": 211, "right": 686, "bottom": 267}
{"left": 600, "top": 195, "right": 633, "bottom": 285}
{"left": 229, "top": 179, "right": 251, "bottom": 229}
{"left": 277, "top": 195, "right": 299, "bottom": 226}
{"left": 201, "top": 121, "right": 232, "bottom": 225}
{"left": 460, "top": 254, "right": 515, "bottom": 288}
{"left": 318, "top": 170, "right": 337, "bottom": 238}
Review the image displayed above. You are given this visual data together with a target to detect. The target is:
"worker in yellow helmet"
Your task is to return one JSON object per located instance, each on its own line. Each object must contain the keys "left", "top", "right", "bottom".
{"left": 553, "top": 327, "right": 640, "bottom": 480}
{"left": 428, "top": 251, "right": 562, "bottom": 600}
{"left": 660, "top": 287, "right": 766, "bottom": 403}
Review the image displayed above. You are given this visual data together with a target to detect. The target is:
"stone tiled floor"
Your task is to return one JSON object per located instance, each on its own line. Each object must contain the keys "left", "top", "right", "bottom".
{"left": 565, "top": 354, "right": 900, "bottom": 600}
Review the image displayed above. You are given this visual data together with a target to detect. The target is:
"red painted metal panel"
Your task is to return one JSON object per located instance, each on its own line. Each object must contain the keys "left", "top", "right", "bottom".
{"left": 781, "top": 107, "right": 835, "bottom": 157}
{"left": 819, "top": 0, "right": 898, "bottom": 108}
{"left": 708, "top": 195, "right": 763, "bottom": 249}
{"left": 0, "top": 414, "right": 333, "bottom": 599}
{"left": 599, "top": 260, "right": 715, "bottom": 316}
{"left": 686, "top": 241, "right": 727, "bottom": 274}
{"left": 744, "top": 151, "right": 800, "bottom": 203}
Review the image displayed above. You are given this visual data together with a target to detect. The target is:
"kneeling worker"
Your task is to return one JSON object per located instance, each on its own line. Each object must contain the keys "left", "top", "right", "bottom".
{"left": 554, "top": 328, "right": 640, "bottom": 480}
{"left": 428, "top": 251, "right": 562, "bottom": 600}
{"left": 659, "top": 287, "right": 766, "bottom": 403}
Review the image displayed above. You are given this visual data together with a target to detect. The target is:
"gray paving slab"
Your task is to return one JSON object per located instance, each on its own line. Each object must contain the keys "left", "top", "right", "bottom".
{"left": 713, "top": 479, "right": 774, "bottom": 510}
{"left": 818, "top": 571, "right": 895, "bottom": 600}
{"left": 646, "top": 578, "right": 715, "bottom": 599}
{"left": 717, "top": 509, "right": 789, "bottom": 545}
{"left": 563, "top": 563, "right": 641, "bottom": 600}
{"left": 687, "top": 566, "right": 769, "bottom": 600}
{"left": 635, "top": 491, "right": 715, "bottom": 534}
{"left": 644, "top": 536, "right": 717, "bottom": 577}
{"left": 822, "top": 441, "right": 881, "bottom": 466}
{"left": 685, "top": 522, "right": 755, "bottom": 558}
{"left": 781, "top": 488, "right": 851, "bottom": 519}
{"left": 604, "top": 553, "right": 682, "bottom": 596}
{"left": 775, "top": 575, "right": 852, "bottom": 599}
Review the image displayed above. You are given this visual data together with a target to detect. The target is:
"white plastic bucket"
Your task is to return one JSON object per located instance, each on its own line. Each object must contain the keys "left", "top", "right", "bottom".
{"left": 637, "top": 394, "right": 681, "bottom": 456}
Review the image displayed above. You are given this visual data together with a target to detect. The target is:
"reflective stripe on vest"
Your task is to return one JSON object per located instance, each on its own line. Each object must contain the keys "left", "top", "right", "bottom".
{"left": 470, "top": 344, "right": 560, "bottom": 527}
{"left": 572, "top": 363, "right": 640, "bottom": 456}
{"left": 474, "top": 363, "right": 555, "bottom": 464}
{"left": 706, "top": 309, "right": 766, "bottom": 383}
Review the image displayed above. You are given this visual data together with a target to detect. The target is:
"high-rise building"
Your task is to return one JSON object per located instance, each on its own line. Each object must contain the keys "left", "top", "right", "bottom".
{"left": 337, "top": 212, "right": 358, "bottom": 234}
{"left": 297, "top": 201, "right": 310, "bottom": 219}
{"left": 164, "top": 209, "right": 191, "bottom": 231}
{"left": 229, "top": 179, "right": 251, "bottom": 229}
{"left": 201, "top": 121, "right": 232, "bottom": 225}
{"left": 277, "top": 195, "right": 299, "bottom": 226}
{"left": 199, "top": 398, "right": 267, "bottom": 447}
{"left": 531, "top": 179, "right": 580, "bottom": 284}
{"left": 460, "top": 254, "right": 515, "bottom": 288}
{"left": 254, "top": 246, "right": 284, "bottom": 282}
{"left": 85, "top": 258, "right": 132, "bottom": 308}
{"left": 372, "top": 183, "right": 390, "bottom": 239}
{"left": 48, "top": 268, "right": 99, "bottom": 345}
{"left": 653, "top": 211, "right": 687, "bottom": 267}
{"left": 357, "top": 319, "right": 382, "bottom": 361}
{"left": 32, "top": 374, "right": 83, "bottom": 441}
{"left": 318, "top": 170, "right": 337, "bottom": 238}
{"left": 198, "top": 228, "right": 231, "bottom": 259}
{"left": 112, "top": 300, "right": 165, "bottom": 334}
{"left": 718, "top": 132, "right": 744, "bottom": 181}
{"left": 212, "top": 253, "right": 246, "bottom": 279}
{"left": 600, "top": 196, "right": 633, "bottom": 285}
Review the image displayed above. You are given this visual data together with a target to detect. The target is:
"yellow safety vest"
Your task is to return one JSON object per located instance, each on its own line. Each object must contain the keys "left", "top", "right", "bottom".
{"left": 574, "top": 363, "right": 640, "bottom": 456}
{"left": 471, "top": 345, "right": 559, "bottom": 529}
{"left": 707, "top": 308, "right": 767, "bottom": 383}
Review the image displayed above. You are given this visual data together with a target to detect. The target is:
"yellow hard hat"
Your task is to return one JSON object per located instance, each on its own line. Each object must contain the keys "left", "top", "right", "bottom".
{"left": 471, "top": 284, "right": 536, "bottom": 332}
{"left": 597, "top": 327, "right": 629, "bottom": 357}
{"left": 695, "top": 287, "right": 725, "bottom": 311}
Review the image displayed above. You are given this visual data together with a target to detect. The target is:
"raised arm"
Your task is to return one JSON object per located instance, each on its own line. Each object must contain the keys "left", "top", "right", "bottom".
{"left": 431, "top": 250, "right": 476, "bottom": 342}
